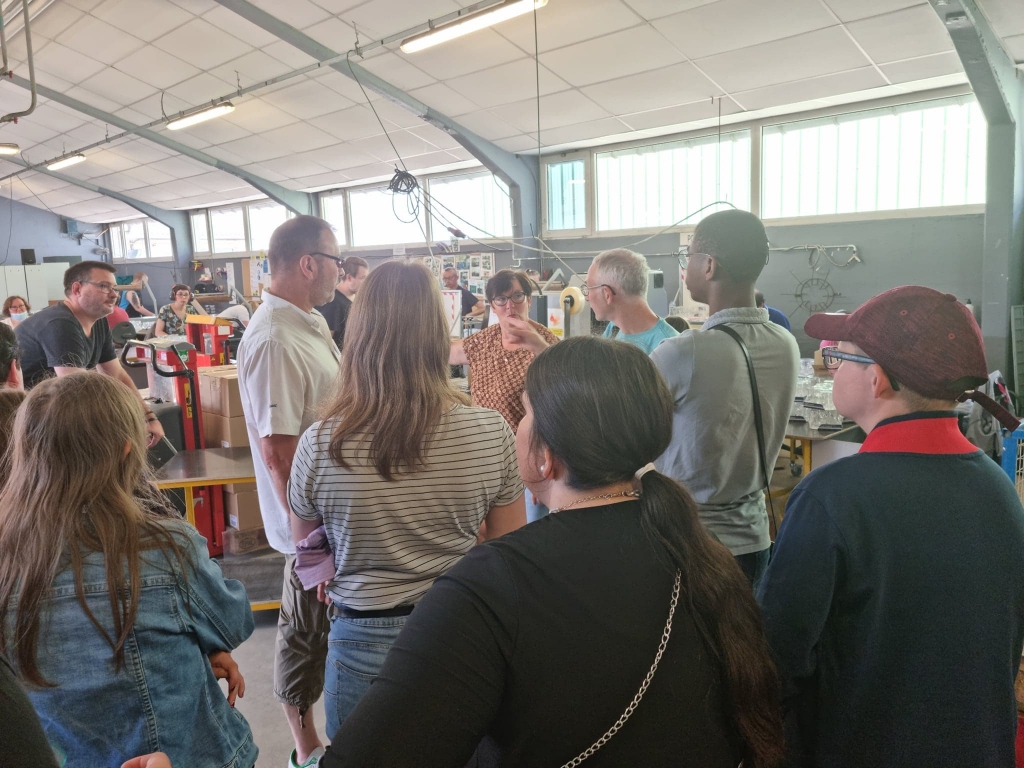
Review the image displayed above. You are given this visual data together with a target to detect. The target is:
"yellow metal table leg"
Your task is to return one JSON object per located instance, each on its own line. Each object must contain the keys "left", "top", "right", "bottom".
{"left": 185, "top": 486, "right": 196, "bottom": 527}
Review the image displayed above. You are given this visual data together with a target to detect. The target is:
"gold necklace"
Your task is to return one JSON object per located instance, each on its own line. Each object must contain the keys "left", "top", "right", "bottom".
{"left": 549, "top": 489, "right": 641, "bottom": 514}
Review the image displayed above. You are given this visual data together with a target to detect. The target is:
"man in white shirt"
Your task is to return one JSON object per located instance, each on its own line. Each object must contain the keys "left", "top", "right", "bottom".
{"left": 236, "top": 215, "right": 341, "bottom": 768}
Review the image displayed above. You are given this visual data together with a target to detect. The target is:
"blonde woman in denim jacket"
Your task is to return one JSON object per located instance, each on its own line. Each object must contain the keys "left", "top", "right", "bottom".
{"left": 0, "top": 372, "right": 257, "bottom": 768}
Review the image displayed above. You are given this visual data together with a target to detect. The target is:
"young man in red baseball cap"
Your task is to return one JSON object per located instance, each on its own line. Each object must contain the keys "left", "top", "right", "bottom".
{"left": 757, "top": 285, "right": 1024, "bottom": 768}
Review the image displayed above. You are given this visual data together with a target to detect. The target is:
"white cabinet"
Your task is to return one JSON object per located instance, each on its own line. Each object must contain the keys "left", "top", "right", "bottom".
{"left": 3, "top": 266, "right": 27, "bottom": 304}
{"left": 24, "top": 265, "right": 49, "bottom": 311}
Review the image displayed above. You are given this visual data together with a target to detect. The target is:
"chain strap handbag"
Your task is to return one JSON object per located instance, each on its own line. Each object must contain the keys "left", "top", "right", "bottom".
{"left": 557, "top": 570, "right": 681, "bottom": 768}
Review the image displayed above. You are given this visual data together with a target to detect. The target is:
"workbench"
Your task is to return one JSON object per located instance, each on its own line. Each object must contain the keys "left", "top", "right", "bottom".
{"left": 784, "top": 421, "right": 866, "bottom": 475}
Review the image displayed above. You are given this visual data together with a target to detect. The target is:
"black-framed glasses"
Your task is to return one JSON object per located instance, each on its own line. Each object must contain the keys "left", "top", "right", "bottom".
{"left": 580, "top": 283, "right": 616, "bottom": 298}
{"left": 821, "top": 346, "right": 900, "bottom": 390}
{"left": 491, "top": 292, "right": 528, "bottom": 307}
{"left": 80, "top": 280, "right": 119, "bottom": 294}
{"left": 310, "top": 251, "right": 343, "bottom": 266}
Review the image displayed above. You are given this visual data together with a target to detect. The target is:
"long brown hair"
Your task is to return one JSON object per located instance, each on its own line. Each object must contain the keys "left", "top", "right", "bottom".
{"left": 0, "top": 388, "right": 25, "bottom": 476}
{"left": 526, "top": 337, "right": 784, "bottom": 768}
{"left": 0, "top": 372, "right": 191, "bottom": 686}
{"left": 323, "top": 260, "right": 468, "bottom": 481}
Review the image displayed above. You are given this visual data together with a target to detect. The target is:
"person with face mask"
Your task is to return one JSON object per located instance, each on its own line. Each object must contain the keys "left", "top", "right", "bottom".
{"left": 1, "top": 296, "right": 30, "bottom": 328}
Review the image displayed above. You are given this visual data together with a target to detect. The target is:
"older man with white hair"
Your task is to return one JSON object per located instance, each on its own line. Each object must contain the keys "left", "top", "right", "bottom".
{"left": 585, "top": 248, "right": 678, "bottom": 354}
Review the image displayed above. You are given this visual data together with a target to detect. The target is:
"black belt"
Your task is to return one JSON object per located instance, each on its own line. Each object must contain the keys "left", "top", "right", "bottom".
{"left": 331, "top": 603, "right": 415, "bottom": 619}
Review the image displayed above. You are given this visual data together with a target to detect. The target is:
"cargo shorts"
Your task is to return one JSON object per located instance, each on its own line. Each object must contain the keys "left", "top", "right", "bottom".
{"left": 273, "top": 554, "right": 330, "bottom": 712}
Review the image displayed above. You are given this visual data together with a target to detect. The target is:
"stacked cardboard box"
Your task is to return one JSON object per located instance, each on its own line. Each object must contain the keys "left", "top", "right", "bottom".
{"left": 200, "top": 366, "right": 248, "bottom": 449}
{"left": 224, "top": 482, "right": 261, "bottom": 531}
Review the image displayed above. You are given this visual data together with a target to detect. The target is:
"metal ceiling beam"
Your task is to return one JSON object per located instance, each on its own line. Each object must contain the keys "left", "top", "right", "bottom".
{"left": 931, "top": 0, "right": 1022, "bottom": 379}
{"left": 6, "top": 74, "right": 316, "bottom": 216}
{"left": 212, "top": 0, "right": 539, "bottom": 243}
{"left": 4, "top": 155, "right": 192, "bottom": 263}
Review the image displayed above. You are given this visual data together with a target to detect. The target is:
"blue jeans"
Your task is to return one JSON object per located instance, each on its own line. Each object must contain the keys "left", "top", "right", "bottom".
{"left": 324, "top": 613, "right": 408, "bottom": 740}
{"left": 735, "top": 547, "right": 771, "bottom": 591}
{"left": 525, "top": 492, "right": 549, "bottom": 523}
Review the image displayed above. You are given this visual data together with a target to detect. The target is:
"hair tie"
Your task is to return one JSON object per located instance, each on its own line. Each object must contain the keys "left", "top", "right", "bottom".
{"left": 635, "top": 462, "right": 657, "bottom": 480}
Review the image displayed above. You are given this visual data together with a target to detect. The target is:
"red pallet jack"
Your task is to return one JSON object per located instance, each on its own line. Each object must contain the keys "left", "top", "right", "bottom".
{"left": 185, "top": 314, "right": 236, "bottom": 368}
{"left": 122, "top": 338, "right": 226, "bottom": 556}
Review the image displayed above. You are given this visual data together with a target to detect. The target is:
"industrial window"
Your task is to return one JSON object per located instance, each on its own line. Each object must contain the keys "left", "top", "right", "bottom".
{"left": 320, "top": 192, "right": 348, "bottom": 245}
{"left": 546, "top": 159, "right": 586, "bottom": 231}
{"left": 761, "top": 96, "right": 986, "bottom": 218}
{"left": 211, "top": 206, "right": 247, "bottom": 253}
{"left": 191, "top": 212, "right": 209, "bottom": 253}
{"left": 109, "top": 224, "right": 125, "bottom": 260}
{"left": 247, "top": 200, "right": 288, "bottom": 253}
{"left": 595, "top": 131, "right": 750, "bottom": 231}
{"left": 428, "top": 171, "right": 512, "bottom": 240}
{"left": 147, "top": 220, "right": 173, "bottom": 260}
{"left": 348, "top": 186, "right": 428, "bottom": 247}
{"left": 123, "top": 220, "right": 147, "bottom": 259}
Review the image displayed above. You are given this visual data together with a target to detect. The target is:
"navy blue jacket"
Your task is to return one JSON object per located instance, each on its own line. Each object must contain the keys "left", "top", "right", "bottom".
{"left": 766, "top": 306, "right": 791, "bottom": 331}
{"left": 758, "top": 412, "right": 1024, "bottom": 767}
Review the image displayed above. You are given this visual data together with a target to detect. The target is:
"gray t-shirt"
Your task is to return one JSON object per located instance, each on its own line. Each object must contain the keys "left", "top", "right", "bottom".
{"left": 289, "top": 405, "right": 524, "bottom": 610}
{"left": 16, "top": 302, "right": 116, "bottom": 387}
{"left": 651, "top": 307, "right": 799, "bottom": 556}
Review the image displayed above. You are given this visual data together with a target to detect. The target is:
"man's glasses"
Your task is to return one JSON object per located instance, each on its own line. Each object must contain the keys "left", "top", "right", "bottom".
{"left": 492, "top": 292, "right": 528, "bottom": 307}
{"left": 310, "top": 252, "right": 343, "bottom": 266}
{"left": 80, "top": 280, "right": 119, "bottom": 294}
{"left": 580, "top": 284, "right": 616, "bottom": 298}
{"left": 821, "top": 346, "right": 900, "bottom": 390}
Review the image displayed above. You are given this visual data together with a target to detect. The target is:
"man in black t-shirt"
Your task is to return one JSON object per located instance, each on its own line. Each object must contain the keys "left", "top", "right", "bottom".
{"left": 16, "top": 261, "right": 165, "bottom": 446}
{"left": 443, "top": 267, "right": 483, "bottom": 317}
{"left": 317, "top": 256, "right": 368, "bottom": 349}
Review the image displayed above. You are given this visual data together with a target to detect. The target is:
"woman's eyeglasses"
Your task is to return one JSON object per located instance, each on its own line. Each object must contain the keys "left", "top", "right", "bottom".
{"left": 491, "top": 292, "right": 528, "bottom": 307}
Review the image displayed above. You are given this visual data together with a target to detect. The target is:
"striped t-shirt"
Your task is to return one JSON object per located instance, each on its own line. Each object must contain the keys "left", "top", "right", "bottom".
{"left": 289, "top": 405, "right": 524, "bottom": 610}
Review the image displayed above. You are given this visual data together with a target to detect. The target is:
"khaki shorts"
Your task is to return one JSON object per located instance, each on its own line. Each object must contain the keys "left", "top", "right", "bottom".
{"left": 273, "top": 554, "right": 329, "bottom": 712}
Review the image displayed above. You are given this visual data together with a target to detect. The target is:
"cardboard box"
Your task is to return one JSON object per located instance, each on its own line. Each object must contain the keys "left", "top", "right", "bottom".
{"left": 203, "top": 412, "right": 249, "bottom": 448}
{"left": 199, "top": 366, "right": 243, "bottom": 418}
{"left": 224, "top": 482, "right": 256, "bottom": 493}
{"left": 224, "top": 526, "right": 269, "bottom": 555}
{"left": 225, "top": 489, "right": 262, "bottom": 531}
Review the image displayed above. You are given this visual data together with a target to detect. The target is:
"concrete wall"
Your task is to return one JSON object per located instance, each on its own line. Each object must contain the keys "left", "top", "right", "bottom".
{"left": 0, "top": 196, "right": 101, "bottom": 274}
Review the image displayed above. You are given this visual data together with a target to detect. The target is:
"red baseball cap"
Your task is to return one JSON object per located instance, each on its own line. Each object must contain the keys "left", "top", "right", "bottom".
{"left": 805, "top": 285, "right": 1019, "bottom": 430}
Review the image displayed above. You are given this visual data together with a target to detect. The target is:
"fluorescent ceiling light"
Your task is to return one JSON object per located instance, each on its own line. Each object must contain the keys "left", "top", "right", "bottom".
{"left": 401, "top": 0, "right": 547, "bottom": 54}
{"left": 167, "top": 102, "right": 235, "bottom": 131}
{"left": 0, "top": 143, "right": 19, "bottom": 155}
{"left": 47, "top": 154, "right": 86, "bottom": 171}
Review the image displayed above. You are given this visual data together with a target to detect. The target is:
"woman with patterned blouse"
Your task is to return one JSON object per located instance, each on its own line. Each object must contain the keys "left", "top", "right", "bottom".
{"left": 450, "top": 270, "right": 558, "bottom": 433}
{"left": 154, "top": 284, "right": 198, "bottom": 337}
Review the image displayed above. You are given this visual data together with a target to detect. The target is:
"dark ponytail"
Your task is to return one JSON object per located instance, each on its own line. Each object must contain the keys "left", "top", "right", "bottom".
{"left": 527, "top": 337, "right": 783, "bottom": 768}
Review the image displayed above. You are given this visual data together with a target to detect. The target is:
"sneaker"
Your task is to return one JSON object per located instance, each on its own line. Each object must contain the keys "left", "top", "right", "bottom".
{"left": 288, "top": 746, "right": 325, "bottom": 768}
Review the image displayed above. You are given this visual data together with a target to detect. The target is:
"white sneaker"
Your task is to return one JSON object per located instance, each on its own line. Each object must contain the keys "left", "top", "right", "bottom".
{"left": 288, "top": 746, "right": 326, "bottom": 768}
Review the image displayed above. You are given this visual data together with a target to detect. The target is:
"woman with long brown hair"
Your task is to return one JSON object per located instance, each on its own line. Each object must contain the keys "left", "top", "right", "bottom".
{"left": 0, "top": 372, "right": 257, "bottom": 767}
{"left": 288, "top": 260, "right": 526, "bottom": 738}
{"left": 319, "top": 336, "right": 784, "bottom": 768}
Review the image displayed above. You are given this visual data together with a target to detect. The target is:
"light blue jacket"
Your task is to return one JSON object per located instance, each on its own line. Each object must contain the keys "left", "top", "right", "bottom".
{"left": 10, "top": 521, "right": 257, "bottom": 768}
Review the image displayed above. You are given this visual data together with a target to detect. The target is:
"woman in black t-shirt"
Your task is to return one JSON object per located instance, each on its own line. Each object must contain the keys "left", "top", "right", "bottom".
{"left": 323, "top": 336, "right": 784, "bottom": 768}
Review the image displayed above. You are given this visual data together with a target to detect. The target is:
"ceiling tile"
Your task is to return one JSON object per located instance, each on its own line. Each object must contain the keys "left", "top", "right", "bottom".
{"left": 879, "top": 51, "right": 964, "bottom": 84}
{"left": 490, "top": 90, "right": 612, "bottom": 132}
{"left": 210, "top": 50, "right": 294, "bottom": 89}
{"left": 399, "top": 29, "right": 524, "bottom": 80}
{"left": 976, "top": 0, "right": 1024, "bottom": 37}
{"left": 846, "top": 5, "right": 954, "bottom": 64}
{"left": 1004, "top": 34, "right": 1024, "bottom": 63}
{"left": 359, "top": 51, "right": 436, "bottom": 91}
{"left": 361, "top": 99, "right": 425, "bottom": 129}
{"left": 695, "top": 26, "right": 870, "bottom": 92}
{"left": 402, "top": 150, "right": 465, "bottom": 173}
{"left": 447, "top": 110, "right": 520, "bottom": 141}
{"left": 93, "top": 0, "right": 192, "bottom": 42}
{"left": 541, "top": 25, "right": 685, "bottom": 87}
{"left": 113, "top": 106, "right": 154, "bottom": 125}
{"left": 733, "top": 67, "right": 884, "bottom": 110}
{"left": 159, "top": 129, "right": 211, "bottom": 152}
{"left": 446, "top": 58, "right": 569, "bottom": 108}
{"left": 67, "top": 121, "right": 116, "bottom": 143}
{"left": 340, "top": 161, "right": 400, "bottom": 183}
{"left": 350, "top": 129, "right": 440, "bottom": 162}
{"left": 408, "top": 124, "right": 461, "bottom": 150}
{"left": 581, "top": 62, "right": 721, "bottom": 114}
{"left": 264, "top": 40, "right": 321, "bottom": 69}
{"left": 248, "top": 0, "right": 331, "bottom": 27}
{"left": 259, "top": 154, "right": 332, "bottom": 179}
{"left": 125, "top": 92, "right": 189, "bottom": 121}
{"left": 166, "top": 73, "right": 237, "bottom": 105}
{"left": 190, "top": 171, "right": 253, "bottom": 193}
{"left": 302, "top": 17, "right": 356, "bottom": 48}
{"left": 821, "top": 0, "right": 925, "bottom": 23}
{"left": 29, "top": 5, "right": 85, "bottom": 39}
{"left": 308, "top": 105, "right": 388, "bottom": 141}
{"left": 56, "top": 15, "right": 145, "bottom": 65}
{"left": 494, "top": 134, "right": 540, "bottom": 153}
{"left": 154, "top": 18, "right": 252, "bottom": 70}
{"left": 222, "top": 98, "right": 300, "bottom": 133}
{"left": 34, "top": 71, "right": 75, "bottom": 94}
{"left": 539, "top": 117, "right": 635, "bottom": 146}
{"left": 202, "top": 145, "right": 251, "bottom": 166}
{"left": 309, "top": 70, "right": 375, "bottom": 104}
{"left": 258, "top": 122, "right": 338, "bottom": 153}
{"left": 80, "top": 67, "right": 158, "bottom": 105}
{"left": 168, "top": 0, "right": 224, "bottom": 13}
{"left": 114, "top": 47, "right": 202, "bottom": 90}
{"left": 238, "top": 162, "right": 288, "bottom": 183}
{"left": 202, "top": 5, "right": 283, "bottom": 47}
{"left": 174, "top": 117, "right": 252, "bottom": 146}
{"left": 655, "top": 0, "right": 837, "bottom": 59}
{"left": 21, "top": 103, "right": 84, "bottom": 134}
{"left": 622, "top": 0, "right": 721, "bottom": 21}
{"left": 91, "top": 171, "right": 148, "bottom": 192}
{"left": 408, "top": 83, "right": 479, "bottom": 115}
{"left": 341, "top": 0, "right": 460, "bottom": 40}
{"left": 217, "top": 134, "right": 291, "bottom": 163}
{"left": 82, "top": 149, "right": 139, "bottom": 175}
{"left": 65, "top": 86, "right": 123, "bottom": 113}
{"left": 106, "top": 138, "right": 173, "bottom": 164}
{"left": 311, "top": 0, "right": 365, "bottom": 12}
{"left": 261, "top": 80, "right": 353, "bottom": 120}
{"left": 147, "top": 156, "right": 210, "bottom": 179}
{"left": 496, "top": 0, "right": 642, "bottom": 53}
{"left": 292, "top": 171, "right": 350, "bottom": 190}
{"left": 34, "top": 42, "right": 107, "bottom": 85}
{"left": 150, "top": 179, "right": 214, "bottom": 199}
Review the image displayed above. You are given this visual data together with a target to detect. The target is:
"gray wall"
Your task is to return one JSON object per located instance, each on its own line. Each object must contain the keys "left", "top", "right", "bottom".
{"left": 0, "top": 195, "right": 102, "bottom": 272}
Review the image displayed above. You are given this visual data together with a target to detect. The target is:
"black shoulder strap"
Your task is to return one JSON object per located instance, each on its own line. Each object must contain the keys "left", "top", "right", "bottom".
{"left": 711, "top": 324, "right": 776, "bottom": 535}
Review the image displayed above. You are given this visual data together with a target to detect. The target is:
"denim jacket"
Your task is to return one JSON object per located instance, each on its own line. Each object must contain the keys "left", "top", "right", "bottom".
{"left": 8, "top": 520, "right": 258, "bottom": 768}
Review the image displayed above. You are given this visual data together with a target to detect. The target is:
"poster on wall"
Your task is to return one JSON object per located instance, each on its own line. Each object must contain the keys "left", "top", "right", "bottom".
{"left": 441, "top": 289, "right": 462, "bottom": 338}
{"left": 544, "top": 294, "right": 564, "bottom": 338}
{"left": 249, "top": 252, "right": 270, "bottom": 298}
